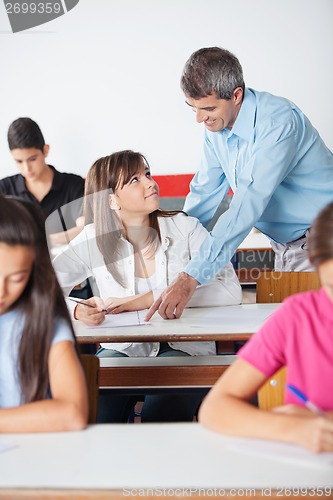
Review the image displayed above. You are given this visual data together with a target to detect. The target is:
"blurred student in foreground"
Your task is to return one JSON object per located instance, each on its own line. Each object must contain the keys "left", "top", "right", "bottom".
{"left": 199, "top": 201, "right": 333, "bottom": 452}
{"left": 0, "top": 195, "right": 88, "bottom": 432}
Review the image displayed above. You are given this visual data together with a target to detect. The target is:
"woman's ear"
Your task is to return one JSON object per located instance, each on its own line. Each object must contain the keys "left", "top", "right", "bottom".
{"left": 109, "top": 194, "right": 120, "bottom": 211}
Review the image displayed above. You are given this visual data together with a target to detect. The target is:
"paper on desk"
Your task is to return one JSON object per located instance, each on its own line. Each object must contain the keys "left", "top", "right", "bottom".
{"left": 0, "top": 439, "right": 17, "bottom": 454}
{"left": 227, "top": 438, "right": 333, "bottom": 468}
{"left": 86, "top": 310, "right": 150, "bottom": 329}
{"left": 190, "top": 308, "right": 274, "bottom": 329}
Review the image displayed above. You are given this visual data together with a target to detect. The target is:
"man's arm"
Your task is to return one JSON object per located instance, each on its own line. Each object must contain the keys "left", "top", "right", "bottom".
{"left": 148, "top": 115, "right": 299, "bottom": 319}
{"left": 184, "top": 133, "right": 231, "bottom": 227}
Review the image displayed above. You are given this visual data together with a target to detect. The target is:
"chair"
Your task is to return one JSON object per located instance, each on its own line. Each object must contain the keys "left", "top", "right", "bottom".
{"left": 80, "top": 354, "right": 99, "bottom": 424}
{"left": 256, "top": 271, "right": 321, "bottom": 410}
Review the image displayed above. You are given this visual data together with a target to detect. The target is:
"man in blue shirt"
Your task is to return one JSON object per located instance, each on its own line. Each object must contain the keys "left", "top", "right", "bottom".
{"left": 146, "top": 46, "right": 333, "bottom": 320}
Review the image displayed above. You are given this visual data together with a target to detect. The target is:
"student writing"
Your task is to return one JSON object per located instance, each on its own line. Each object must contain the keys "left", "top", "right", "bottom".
{"left": 53, "top": 150, "right": 242, "bottom": 423}
{"left": 0, "top": 117, "right": 85, "bottom": 247}
{"left": 199, "top": 202, "right": 333, "bottom": 452}
{"left": 0, "top": 195, "right": 88, "bottom": 433}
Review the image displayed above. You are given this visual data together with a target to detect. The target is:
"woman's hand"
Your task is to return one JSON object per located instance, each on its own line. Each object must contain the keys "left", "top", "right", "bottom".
{"left": 292, "top": 415, "right": 333, "bottom": 452}
{"left": 73, "top": 296, "right": 107, "bottom": 326}
{"left": 273, "top": 405, "right": 333, "bottom": 451}
{"left": 105, "top": 292, "right": 153, "bottom": 314}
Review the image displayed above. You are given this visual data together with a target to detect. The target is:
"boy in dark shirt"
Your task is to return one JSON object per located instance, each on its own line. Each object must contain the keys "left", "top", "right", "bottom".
{"left": 0, "top": 117, "right": 85, "bottom": 246}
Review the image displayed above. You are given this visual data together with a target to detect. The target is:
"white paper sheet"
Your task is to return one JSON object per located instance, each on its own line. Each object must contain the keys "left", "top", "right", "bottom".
{"left": 86, "top": 310, "right": 150, "bottom": 329}
{"left": 0, "top": 440, "right": 17, "bottom": 454}
{"left": 227, "top": 438, "right": 333, "bottom": 468}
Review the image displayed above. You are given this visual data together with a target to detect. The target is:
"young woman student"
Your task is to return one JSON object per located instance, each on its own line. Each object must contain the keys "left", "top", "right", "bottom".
{"left": 0, "top": 195, "right": 88, "bottom": 432}
{"left": 53, "top": 150, "right": 242, "bottom": 423}
{"left": 199, "top": 201, "right": 333, "bottom": 452}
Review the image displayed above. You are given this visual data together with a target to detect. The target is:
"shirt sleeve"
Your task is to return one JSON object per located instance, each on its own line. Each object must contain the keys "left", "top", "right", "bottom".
{"left": 0, "top": 178, "right": 10, "bottom": 194}
{"left": 167, "top": 214, "right": 242, "bottom": 307}
{"left": 52, "top": 229, "right": 92, "bottom": 296}
{"left": 52, "top": 317, "right": 75, "bottom": 345}
{"left": 184, "top": 112, "right": 300, "bottom": 284}
{"left": 187, "top": 261, "right": 242, "bottom": 307}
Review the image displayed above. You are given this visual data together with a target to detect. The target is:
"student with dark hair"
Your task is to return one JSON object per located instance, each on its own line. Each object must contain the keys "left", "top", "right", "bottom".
{"left": 199, "top": 201, "right": 333, "bottom": 453}
{"left": 53, "top": 150, "right": 242, "bottom": 423}
{"left": 147, "top": 47, "right": 333, "bottom": 321}
{"left": 0, "top": 194, "right": 88, "bottom": 432}
{"left": 0, "top": 117, "right": 85, "bottom": 246}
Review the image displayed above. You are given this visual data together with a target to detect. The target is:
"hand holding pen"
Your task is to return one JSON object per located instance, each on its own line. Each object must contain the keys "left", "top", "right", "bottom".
{"left": 283, "top": 385, "right": 333, "bottom": 452}
{"left": 286, "top": 384, "right": 324, "bottom": 416}
{"left": 69, "top": 297, "right": 108, "bottom": 326}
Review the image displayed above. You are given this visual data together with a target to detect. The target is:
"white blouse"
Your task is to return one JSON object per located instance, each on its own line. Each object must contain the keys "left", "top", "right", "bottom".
{"left": 53, "top": 213, "right": 242, "bottom": 356}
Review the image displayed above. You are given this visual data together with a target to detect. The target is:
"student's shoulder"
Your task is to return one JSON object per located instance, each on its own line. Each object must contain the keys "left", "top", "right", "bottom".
{"left": 159, "top": 212, "right": 200, "bottom": 232}
{"left": 52, "top": 316, "right": 75, "bottom": 344}
{"left": 281, "top": 290, "right": 321, "bottom": 317}
{"left": 0, "top": 173, "right": 22, "bottom": 190}
{"left": 52, "top": 167, "right": 84, "bottom": 185}
{"left": 83, "top": 222, "right": 96, "bottom": 236}
{"left": 73, "top": 222, "right": 96, "bottom": 241}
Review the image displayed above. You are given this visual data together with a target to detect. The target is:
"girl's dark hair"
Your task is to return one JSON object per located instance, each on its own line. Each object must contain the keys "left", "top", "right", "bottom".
{"left": 0, "top": 194, "right": 75, "bottom": 404}
{"left": 308, "top": 201, "right": 333, "bottom": 268}
{"left": 8, "top": 117, "right": 45, "bottom": 151}
{"left": 84, "top": 150, "right": 180, "bottom": 286}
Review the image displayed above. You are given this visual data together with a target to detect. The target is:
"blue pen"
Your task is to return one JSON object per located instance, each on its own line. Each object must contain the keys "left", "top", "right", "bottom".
{"left": 286, "top": 384, "right": 323, "bottom": 415}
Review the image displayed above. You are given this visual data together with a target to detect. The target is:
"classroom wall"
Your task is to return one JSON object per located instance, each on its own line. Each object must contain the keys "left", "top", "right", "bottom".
{"left": 0, "top": 0, "right": 332, "bottom": 178}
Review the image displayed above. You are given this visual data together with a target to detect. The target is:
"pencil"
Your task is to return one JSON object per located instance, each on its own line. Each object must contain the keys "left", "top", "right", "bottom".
{"left": 69, "top": 298, "right": 107, "bottom": 313}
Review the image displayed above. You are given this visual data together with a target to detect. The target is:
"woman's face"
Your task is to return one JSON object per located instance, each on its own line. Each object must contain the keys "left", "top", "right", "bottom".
{"left": 318, "top": 259, "right": 333, "bottom": 303}
{"left": 111, "top": 165, "right": 160, "bottom": 219}
{"left": 0, "top": 243, "right": 34, "bottom": 315}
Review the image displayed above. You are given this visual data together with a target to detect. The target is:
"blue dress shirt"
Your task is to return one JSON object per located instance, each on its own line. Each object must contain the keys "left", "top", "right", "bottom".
{"left": 183, "top": 88, "right": 333, "bottom": 284}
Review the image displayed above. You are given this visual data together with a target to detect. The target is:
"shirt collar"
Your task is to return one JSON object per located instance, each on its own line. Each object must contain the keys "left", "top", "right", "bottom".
{"left": 229, "top": 87, "right": 256, "bottom": 142}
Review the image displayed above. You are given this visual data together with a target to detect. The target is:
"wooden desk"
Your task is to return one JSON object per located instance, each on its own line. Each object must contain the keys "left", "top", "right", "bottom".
{"left": 0, "top": 423, "right": 332, "bottom": 500}
{"left": 73, "top": 304, "right": 279, "bottom": 388}
{"left": 73, "top": 304, "right": 279, "bottom": 344}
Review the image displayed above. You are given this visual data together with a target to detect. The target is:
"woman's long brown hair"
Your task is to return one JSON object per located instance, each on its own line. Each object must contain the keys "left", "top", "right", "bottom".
{"left": 0, "top": 195, "right": 75, "bottom": 404}
{"left": 84, "top": 150, "right": 182, "bottom": 287}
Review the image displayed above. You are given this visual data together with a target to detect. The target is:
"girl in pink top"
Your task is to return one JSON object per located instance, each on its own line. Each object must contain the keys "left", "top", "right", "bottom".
{"left": 199, "top": 202, "right": 333, "bottom": 452}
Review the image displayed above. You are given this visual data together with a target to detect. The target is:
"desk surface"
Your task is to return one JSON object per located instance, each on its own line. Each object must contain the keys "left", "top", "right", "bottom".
{"left": 238, "top": 229, "right": 272, "bottom": 251}
{"left": 73, "top": 303, "right": 280, "bottom": 344}
{"left": 0, "top": 423, "right": 332, "bottom": 497}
